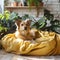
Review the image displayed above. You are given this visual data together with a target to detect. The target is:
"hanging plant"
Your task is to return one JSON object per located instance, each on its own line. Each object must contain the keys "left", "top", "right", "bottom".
{"left": 27, "top": 0, "right": 43, "bottom": 6}
{"left": 27, "top": 0, "right": 43, "bottom": 17}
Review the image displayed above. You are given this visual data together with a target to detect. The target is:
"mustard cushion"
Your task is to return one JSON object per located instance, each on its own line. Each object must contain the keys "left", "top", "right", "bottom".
{"left": 1, "top": 31, "right": 60, "bottom": 56}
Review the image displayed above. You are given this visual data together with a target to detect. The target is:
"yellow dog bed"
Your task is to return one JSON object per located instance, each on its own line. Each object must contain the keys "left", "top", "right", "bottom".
{"left": 1, "top": 30, "right": 60, "bottom": 56}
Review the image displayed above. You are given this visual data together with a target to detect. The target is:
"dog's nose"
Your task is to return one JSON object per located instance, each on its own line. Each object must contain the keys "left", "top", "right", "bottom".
{"left": 24, "top": 27, "right": 27, "bottom": 30}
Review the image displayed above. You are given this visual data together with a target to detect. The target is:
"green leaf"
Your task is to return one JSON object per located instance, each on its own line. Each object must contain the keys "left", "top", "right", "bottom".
{"left": 31, "top": 16, "right": 46, "bottom": 29}
{"left": 52, "top": 25, "right": 60, "bottom": 33}
{"left": 38, "top": 23, "right": 46, "bottom": 29}
{"left": 10, "top": 12, "right": 18, "bottom": 20}
{"left": 0, "top": 14, "right": 3, "bottom": 19}
{"left": 0, "top": 25, "right": 7, "bottom": 32}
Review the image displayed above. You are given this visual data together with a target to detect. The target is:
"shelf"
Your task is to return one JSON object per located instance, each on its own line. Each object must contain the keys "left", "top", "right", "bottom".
{"left": 5, "top": 6, "right": 44, "bottom": 17}
{"left": 5, "top": 6, "right": 43, "bottom": 9}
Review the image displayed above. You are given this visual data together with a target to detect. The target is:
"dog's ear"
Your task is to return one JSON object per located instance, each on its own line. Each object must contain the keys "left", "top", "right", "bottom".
{"left": 25, "top": 19, "right": 32, "bottom": 26}
{"left": 15, "top": 20, "right": 22, "bottom": 27}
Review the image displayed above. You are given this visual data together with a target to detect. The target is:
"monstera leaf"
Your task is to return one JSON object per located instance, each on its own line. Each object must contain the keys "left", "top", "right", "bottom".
{"left": 10, "top": 12, "right": 19, "bottom": 20}
{"left": 31, "top": 17, "right": 46, "bottom": 29}
{"left": 52, "top": 25, "right": 60, "bottom": 34}
{"left": 22, "top": 14, "right": 29, "bottom": 20}
{"left": 51, "top": 20, "right": 60, "bottom": 34}
{"left": 44, "top": 9, "right": 54, "bottom": 21}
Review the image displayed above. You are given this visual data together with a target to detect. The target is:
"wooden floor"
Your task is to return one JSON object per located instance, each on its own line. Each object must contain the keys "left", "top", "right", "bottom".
{"left": 0, "top": 50, "right": 60, "bottom": 60}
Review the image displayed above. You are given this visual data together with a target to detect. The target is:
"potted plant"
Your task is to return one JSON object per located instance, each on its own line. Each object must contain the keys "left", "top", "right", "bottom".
{"left": 31, "top": 9, "right": 60, "bottom": 34}
{"left": 11, "top": 0, "right": 20, "bottom": 6}
{"left": 27, "top": 0, "right": 43, "bottom": 6}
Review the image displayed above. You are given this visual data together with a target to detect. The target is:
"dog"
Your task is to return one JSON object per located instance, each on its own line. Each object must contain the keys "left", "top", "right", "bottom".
{"left": 14, "top": 19, "right": 34, "bottom": 40}
{"left": 14, "top": 19, "right": 40, "bottom": 40}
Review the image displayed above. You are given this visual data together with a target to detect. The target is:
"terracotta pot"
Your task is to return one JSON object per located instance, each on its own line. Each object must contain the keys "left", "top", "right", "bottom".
{"left": 18, "top": 2, "right": 23, "bottom": 6}
{"left": 12, "top": 2, "right": 18, "bottom": 6}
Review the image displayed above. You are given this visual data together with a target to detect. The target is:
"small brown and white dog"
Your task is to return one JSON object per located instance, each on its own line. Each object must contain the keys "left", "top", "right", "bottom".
{"left": 14, "top": 19, "right": 40, "bottom": 40}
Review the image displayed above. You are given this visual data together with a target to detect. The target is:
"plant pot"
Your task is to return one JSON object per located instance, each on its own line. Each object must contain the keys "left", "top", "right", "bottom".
{"left": 18, "top": 2, "right": 23, "bottom": 6}
{"left": 11, "top": 2, "right": 18, "bottom": 6}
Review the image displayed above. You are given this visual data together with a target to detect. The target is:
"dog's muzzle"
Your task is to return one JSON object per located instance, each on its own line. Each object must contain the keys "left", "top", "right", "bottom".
{"left": 24, "top": 27, "right": 27, "bottom": 30}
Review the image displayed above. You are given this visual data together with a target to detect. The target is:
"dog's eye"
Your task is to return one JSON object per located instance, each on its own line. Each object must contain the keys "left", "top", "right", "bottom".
{"left": 21, "top": 24, "right": 23, "bottom": 26}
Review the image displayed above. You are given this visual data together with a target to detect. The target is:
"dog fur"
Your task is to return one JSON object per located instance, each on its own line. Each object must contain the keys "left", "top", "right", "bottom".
{"left": 14, "top": 19, "right": 39, "bottom": 40}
